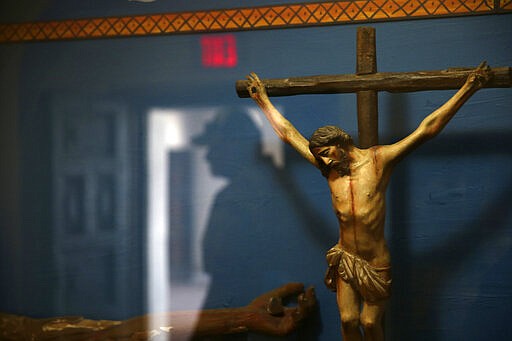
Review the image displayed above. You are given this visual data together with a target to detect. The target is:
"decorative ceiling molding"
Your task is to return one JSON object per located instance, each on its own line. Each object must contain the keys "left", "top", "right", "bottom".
{"left": 1, "top": 0, "right": 511, "bottom": 43}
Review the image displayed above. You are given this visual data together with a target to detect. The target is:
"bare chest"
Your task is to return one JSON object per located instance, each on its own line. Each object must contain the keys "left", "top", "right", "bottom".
{"left": 328, "top": 164, "right": 385, "bottom": 222}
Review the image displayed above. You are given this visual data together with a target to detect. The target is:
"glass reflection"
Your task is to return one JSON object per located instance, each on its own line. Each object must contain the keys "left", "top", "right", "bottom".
{"left": 146, "top": 106, "right": 282, "bottom": 339}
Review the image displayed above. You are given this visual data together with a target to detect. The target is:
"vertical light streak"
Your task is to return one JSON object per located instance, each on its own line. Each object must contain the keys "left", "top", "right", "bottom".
{"left": 147, "top": 110, "right": 185, "bottom": 317}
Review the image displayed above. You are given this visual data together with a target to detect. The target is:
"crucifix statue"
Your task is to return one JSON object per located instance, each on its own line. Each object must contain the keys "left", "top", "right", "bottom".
{"left": 236, "top": 27, "right": 511, "bottom": 341}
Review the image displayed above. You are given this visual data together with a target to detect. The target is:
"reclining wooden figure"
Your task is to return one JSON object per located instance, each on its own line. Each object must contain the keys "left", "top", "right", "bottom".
{"left": 0, "top": 283, "right": 316, "bottom": 340}
{"left": 244, "top": 62, "right": 492, "bottom": 341}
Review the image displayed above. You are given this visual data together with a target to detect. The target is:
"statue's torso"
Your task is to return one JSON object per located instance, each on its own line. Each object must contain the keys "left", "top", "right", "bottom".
{"left": 327, "top": 147, "right": 391, "bottom": 266}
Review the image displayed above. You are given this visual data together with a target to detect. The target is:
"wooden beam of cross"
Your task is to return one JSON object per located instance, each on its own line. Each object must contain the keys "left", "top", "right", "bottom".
{"left": 236, "top": 27, "right": 512, "bottom": 148}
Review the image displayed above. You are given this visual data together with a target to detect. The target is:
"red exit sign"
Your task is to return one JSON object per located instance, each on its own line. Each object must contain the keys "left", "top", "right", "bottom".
{"left": 200, "top": 34, "right": 237, "bottom": 68}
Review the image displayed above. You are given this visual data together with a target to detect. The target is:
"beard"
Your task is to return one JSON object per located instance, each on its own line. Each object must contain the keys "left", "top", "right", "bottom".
{"left": 327, "top": 150, "right": 350, "bottom": 176}
{"left": 329, "top": 156, "right": 351, "bottom": 177}
{"left": 316, "top": 146, "right": 352, "bottom": 178}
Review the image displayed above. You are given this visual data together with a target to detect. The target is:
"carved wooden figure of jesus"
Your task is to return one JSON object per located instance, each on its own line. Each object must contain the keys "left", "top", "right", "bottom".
{"left": 246, "top": 62, "right": 492, "bottom": 341}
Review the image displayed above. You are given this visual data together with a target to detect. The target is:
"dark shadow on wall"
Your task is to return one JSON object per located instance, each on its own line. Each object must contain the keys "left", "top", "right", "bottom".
{"left": 385, "top": 94, "right": 512, "bottom": 340}
{"left": 191, "top": 107, "right": 322, "bottom": 340}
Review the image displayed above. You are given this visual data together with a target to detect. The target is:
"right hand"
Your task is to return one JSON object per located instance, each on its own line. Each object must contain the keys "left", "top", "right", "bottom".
{"left": 246, "top": 72, "right": 267, "bottom": 99}
{"left": 245, "top": 282, "right": 317, "bottom": 336}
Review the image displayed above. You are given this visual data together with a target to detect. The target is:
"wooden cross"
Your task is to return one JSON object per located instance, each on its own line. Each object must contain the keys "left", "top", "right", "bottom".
{"left": 236, "top": 27, "right": 512, "bottom": 149}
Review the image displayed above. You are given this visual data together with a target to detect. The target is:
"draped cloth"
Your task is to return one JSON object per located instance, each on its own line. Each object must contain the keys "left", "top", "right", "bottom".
{"left": 324, "top": 245, "right": 391, "bottom": 303}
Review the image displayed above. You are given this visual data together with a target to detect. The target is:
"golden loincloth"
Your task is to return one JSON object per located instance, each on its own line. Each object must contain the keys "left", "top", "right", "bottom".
{"left": 324, "top": 245, "right": 391, "bottom": 303}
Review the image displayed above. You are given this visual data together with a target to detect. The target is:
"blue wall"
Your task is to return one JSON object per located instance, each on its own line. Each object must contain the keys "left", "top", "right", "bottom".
{"left": 0, "top": 2, "right": 511, "bottom": 340}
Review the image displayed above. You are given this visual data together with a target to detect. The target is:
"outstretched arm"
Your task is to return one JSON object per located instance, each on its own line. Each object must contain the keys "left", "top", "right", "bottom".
{"left": 246, "top": 73, "right": 319, "bottom": 167}
{"left": 381, "top": 62, "right": 493, "bottom": 165}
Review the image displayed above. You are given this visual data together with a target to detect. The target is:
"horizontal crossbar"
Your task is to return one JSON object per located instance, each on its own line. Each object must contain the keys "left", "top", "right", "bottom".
{"left": 236, "top": 67, "right": 511, "bottom": 98}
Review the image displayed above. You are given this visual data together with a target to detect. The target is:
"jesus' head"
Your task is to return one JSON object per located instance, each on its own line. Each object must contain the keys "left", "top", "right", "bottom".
{"left": 309, "top": 125, "right": 354, "bottom": 178}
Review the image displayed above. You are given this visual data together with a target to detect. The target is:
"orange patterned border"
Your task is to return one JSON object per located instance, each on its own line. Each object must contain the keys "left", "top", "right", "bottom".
{"left": 1, "top": 0, "right": 510, "bottom": 43}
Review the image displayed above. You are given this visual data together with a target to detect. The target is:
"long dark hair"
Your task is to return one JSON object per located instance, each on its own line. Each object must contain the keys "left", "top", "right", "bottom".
{"left": 309, "top": 126, "right": 353, "bottom": 177}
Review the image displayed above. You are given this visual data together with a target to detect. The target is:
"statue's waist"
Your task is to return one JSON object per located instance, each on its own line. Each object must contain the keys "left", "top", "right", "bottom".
{"left": 335, "top": 237, "right": 390, "bottom": 267}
